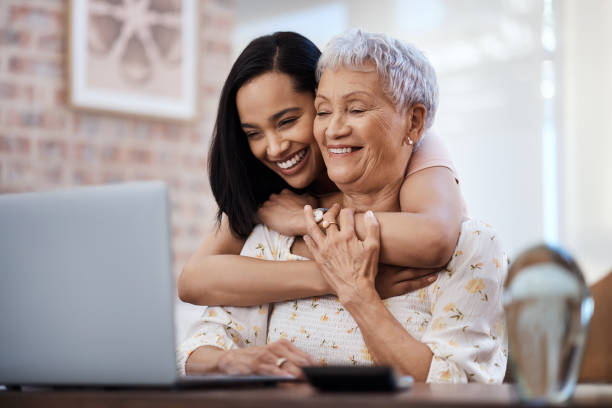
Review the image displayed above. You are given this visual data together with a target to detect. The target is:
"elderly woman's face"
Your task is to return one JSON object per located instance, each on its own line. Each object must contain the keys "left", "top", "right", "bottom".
{"left": 314, "top": 65, "right": 411, "bottom": 191}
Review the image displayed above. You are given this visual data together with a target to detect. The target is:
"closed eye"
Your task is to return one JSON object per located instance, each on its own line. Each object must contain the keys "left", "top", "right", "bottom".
{"left": 316, "top": 111, "right": 330, "bottom": 116}
{"left": 279, "top": 117, "right": 297, "bottom": 127}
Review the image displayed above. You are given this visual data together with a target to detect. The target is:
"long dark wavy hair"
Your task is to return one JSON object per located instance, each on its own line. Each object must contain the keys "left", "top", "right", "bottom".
{"left": 208, "top": 32, "right": 321, "bottom": 237}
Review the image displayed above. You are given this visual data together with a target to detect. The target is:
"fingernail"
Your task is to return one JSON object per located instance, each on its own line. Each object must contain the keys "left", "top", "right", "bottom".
{"left": 366, "top": 210, "right": 377, "bottom": 223}
{"left": 304, "top": 205, "right": 310, "bottom": 210}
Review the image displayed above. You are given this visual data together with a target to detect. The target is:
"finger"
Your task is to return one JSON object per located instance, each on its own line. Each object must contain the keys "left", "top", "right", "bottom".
{"left": 363, "top": 210, "right": 380, "bottom": 250}
{"left": 338, "top": 207, "right": 355, "bottom": 235}
{"left": 304, "top": 205, "right": 326, "bottom": 243}
{"left": 397, "top": 274, "right": 438, "bottom": 293}
{"left": 303, "top": 234, "right": 318, "bottom": 257}
{"left": 277, "top": 339, "right": 317, "bottom": 366}
{"left": 320, "top": 203, "right": 340, "bottom": 232}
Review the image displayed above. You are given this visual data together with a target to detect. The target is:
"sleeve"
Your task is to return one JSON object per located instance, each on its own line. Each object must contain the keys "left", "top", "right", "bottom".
{"left": 407, "top": 131, "right": 458, "bottom": 178}
{"left": 175, "top": 304, "right": 270, "bottom": 375}
{"left": 176, "top": 225, "right": 282, "bottom": 375}
{"left": 421, "top": 219, "right": 508, "bottom": 383}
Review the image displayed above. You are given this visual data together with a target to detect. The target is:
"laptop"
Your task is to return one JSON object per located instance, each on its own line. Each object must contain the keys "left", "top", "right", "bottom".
{"left": 0, "top": 181, "right": 289, "bottom": 388}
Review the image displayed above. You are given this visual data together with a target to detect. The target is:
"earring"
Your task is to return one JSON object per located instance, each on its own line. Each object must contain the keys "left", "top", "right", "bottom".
{"left": 407, "top": 137, "right": 414, "bottom": 145}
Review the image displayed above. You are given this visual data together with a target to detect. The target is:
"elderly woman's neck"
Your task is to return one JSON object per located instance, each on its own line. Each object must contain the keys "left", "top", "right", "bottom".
{"left": 340, "top": 181, "right": 403, "bottom": 213}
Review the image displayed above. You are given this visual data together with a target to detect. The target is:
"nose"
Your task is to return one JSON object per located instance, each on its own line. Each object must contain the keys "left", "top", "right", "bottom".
{"left": 325, "top": 112, "right": 350, "bottom": 140}
{"left": 265, "top": 131, "right": 290, "bottom": 159}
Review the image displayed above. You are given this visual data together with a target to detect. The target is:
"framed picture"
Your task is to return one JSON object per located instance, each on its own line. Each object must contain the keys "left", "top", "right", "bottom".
{"left": 68, "top": 0, "right": 198, "bottom": 121}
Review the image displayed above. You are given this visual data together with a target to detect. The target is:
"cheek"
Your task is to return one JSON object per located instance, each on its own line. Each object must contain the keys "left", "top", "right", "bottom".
{"left": 247, "top": 139, "right": 267, "bottom": 162}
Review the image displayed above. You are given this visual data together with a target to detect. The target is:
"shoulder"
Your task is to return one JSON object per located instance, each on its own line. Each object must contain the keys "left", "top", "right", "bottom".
{"left": 407, "top": 130, "right": 457, "bottom": 178}
{"left": 450, "top": 219, "right": 508, "bottom": 285}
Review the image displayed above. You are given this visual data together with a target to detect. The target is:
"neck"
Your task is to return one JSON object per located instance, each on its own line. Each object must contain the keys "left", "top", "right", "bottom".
{"left": 339, "top": 179, "right": 403, "bottom": 212}
{"left": 310, "top": 172, "right": 338, "bottom": 196}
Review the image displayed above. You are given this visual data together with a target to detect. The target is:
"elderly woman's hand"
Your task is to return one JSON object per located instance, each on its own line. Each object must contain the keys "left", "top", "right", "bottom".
{"left": 215, "top": 339, "right": 317, "bottom": 378}
{"left": 303, "top": 205, "right": 381, "bottom": 305}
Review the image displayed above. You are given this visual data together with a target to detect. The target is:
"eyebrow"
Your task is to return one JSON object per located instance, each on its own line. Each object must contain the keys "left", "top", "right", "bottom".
{"left": 241, "top": 107, "right": 302, "bottom": 128}
{"left": 315, "top": 91, "right": 373, "bottom": 102}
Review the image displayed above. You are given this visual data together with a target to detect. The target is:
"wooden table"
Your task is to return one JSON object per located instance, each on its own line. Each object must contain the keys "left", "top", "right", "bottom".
{"left": 1, "top": 383, "right": 612, "bottom": 408}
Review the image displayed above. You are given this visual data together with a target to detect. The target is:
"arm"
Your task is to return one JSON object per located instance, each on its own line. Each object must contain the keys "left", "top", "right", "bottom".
{"left": 178, "top": 215, "right": 329, "bottom": 306}
{"left": 180, "top": 213, "right": 433, "bottom": 306}
{"left": 302, "top": 207, "right": 433, "bottom": 380}
{"left": 355, "top": 166, "right": 463, "bottom": 268}
{"left": 260, "top": 167, "right": 463, "bottom": 268}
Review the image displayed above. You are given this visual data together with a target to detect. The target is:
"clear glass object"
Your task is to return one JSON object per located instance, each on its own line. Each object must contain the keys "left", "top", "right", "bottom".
{"left": 504, "top": 244, "right": 594, "bottom": 404}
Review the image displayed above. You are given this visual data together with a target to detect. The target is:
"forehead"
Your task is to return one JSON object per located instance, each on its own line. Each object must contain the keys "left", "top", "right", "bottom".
{"left": 236, "top": 72, "right": 312, "bottom": 122}
{"left": 316, "top": 65, "right": 383, "bottom": 97}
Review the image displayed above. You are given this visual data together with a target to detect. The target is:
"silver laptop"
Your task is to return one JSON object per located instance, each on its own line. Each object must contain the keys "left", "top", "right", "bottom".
{"left": 0, "top": 182, "right": 288, "bottom": 387}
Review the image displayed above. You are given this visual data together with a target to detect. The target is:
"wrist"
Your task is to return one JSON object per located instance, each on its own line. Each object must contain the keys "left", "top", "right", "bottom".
{"left": 337, "top": 281, "right": 379, "bottom": 307}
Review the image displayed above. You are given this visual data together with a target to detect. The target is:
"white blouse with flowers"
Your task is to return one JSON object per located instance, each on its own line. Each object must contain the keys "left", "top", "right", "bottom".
{"left": 177, "top": 219, "right": 508, "bottom": 383}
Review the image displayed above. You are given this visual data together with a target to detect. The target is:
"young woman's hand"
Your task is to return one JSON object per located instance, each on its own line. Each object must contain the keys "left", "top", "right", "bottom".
{"left": 257, "top": 189, "right": 318, "bottom": 236}
{"left": 375, "top": 265, "right": 438, "bottom": 299}
{"left": 216, "top": 339, "right": 317, "bottom": 378}
{"left": 303, "top": 205, "right": 381, "bottom": 305}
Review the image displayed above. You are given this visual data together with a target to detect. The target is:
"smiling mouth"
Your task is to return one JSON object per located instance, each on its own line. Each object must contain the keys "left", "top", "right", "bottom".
{"left": 275, "top": 147, "right": 308, "bottom": 170}
{"left": 328, "top": 146, "right": 362, "bottom": 155}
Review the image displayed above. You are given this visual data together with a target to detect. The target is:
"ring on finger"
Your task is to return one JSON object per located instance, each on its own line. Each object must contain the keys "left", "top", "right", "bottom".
{"left": 321, "top": 219, "right": 337, "bottom": 229}
{"left": 275, "top": 357, "right": 288, "bottom": 368}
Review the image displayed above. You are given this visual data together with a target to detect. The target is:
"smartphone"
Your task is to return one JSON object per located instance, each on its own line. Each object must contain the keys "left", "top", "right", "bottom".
{"left": 302, "top": 366, "right": 413, "bottom": 392}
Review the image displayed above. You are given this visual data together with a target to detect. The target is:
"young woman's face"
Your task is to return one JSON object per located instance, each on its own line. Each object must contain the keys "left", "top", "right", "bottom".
{"left": 236, "top": 72, "right": 325, "bottom": 190}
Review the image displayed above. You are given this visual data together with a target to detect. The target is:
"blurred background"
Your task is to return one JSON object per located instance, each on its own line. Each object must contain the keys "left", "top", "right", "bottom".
{"left": 1, "top": 0, "right": 610, "bottom": 340}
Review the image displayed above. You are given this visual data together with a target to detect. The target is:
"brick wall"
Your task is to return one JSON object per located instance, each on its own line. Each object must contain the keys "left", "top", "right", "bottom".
{"left": 0, "top": 0, "right": 235, "bottom": 279}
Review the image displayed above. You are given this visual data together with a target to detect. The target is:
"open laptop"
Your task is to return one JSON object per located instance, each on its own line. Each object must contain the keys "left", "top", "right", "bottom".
{"left": 0, "top": 181, "right": 289, "bottom": 388}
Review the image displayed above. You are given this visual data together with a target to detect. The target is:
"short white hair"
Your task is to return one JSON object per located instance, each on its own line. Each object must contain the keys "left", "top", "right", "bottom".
{"left": 316, "top": 29, "right": 439, "bottom": 131}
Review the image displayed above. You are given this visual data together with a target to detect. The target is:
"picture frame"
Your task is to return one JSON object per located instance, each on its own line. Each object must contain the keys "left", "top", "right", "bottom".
{"left": 68, "top": 0, "right": 199, "bottom": 121}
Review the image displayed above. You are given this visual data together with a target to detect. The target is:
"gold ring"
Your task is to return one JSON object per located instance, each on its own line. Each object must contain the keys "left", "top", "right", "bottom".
{"left": 276, "top": 357, "right": 288, "bottom": 368}
{"left": 321, "top": 220, "right": 337, "bottom": 229}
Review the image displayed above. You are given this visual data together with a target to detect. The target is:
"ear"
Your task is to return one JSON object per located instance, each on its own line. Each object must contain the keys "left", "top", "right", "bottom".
{"left": 404, "top": 104, "right": 427, "bottom": 147}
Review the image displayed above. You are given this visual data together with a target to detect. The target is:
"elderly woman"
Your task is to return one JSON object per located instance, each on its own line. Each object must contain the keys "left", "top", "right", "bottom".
{"left": 177, "top": 30, "right": 507, "bottom": 383}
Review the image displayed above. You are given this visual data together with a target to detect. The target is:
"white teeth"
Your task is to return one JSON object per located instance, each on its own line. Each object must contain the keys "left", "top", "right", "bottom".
{"left": 329, "top": 147, "right": 354, "bottom": 154}
{"left": 277, "top": 149, "right": 307, "bottom": 169}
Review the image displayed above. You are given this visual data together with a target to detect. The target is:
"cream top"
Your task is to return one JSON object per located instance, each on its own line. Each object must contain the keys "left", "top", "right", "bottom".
{"left": 177, "top": 219, "right": 508, "bottom": 383}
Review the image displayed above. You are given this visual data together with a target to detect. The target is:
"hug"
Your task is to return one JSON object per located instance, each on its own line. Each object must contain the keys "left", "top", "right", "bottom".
{"left": 176, "top": 29, "right": 507, "bottom": 384}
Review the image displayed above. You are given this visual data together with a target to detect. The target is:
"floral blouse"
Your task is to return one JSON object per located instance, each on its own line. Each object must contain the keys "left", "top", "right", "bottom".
{"left": 177, "top": 219, "right": 508, "bottom": 383}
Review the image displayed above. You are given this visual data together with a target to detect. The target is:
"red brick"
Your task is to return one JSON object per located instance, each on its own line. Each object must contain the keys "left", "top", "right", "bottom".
{"left": 0, "top": 29, "right": 31, "bottom": 47}
{"left": 127, "top": 148, "right": 152, "bottom": 165}
{"left": 72, "top": 167, "right": 97, "bottom": 185}
{"left": 72, "top": 142, "right": 96, "bottom": 162}
{"left": 100, "top": 145, "right": 121, "bottom": 163}
{"left": 38, "top": 139, "right": 67, "bottom": 160}
{"left": 8, "top": 56, "right": 62, "bottom": 77}
{"left": 0, "top": 135, "right": 31, "bottom": 154}
{"left": 6, "top": 111, "right": 42, "bottom": 127}
{"left": 0, "top": 83, "right": 17, "bottom": 99}
{"left": 9, "top": 5, "right": 63, "bottom": 31}
{"left": 37, "top": 33, "right": 64, "bottom": 53}
{"left": 100, "top": 170, "right": 125, "bottom": 184}
{"left": 41, "top": 165, "right": 63, "bottom": 184}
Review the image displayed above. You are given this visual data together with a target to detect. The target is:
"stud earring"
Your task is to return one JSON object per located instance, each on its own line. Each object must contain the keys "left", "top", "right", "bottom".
{"left": 407, "top": 137, "right": 414, "bottom": 145}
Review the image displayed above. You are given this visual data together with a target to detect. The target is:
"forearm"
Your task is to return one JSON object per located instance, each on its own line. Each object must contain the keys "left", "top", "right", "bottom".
{"left": 341, "top": 286, "right": 433, "bottom": 381}
{"left": 185, "top": 346, "right": 225, "bottom": 375}
{"left": 179, "top": 255, "right": 331, "bottom": 306}
{"left": 354, "top": 212, "right": 459, "bottom": 268}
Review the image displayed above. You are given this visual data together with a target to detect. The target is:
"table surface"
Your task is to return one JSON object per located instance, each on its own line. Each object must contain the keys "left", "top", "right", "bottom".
{"left": 1, "top": 383, "right": 612, "bottom": 408}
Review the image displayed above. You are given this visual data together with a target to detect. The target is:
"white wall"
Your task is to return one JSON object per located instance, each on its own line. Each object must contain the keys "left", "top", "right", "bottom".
{"left": 561, "top": 0, "right": 612, "bottom": 283}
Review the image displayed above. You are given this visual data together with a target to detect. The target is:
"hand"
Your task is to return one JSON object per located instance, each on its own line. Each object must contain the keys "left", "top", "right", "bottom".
{"left": 375, "top": 265, "right": 438, "bottom": 299}
{"left": 257, "top": 189, "right": 318, "bottom": 236}
{"left": 217, "top": 339, "right": 317, "bottom": 378}
{"left": 303, "top": 205, "right": 381, "bottom": 305}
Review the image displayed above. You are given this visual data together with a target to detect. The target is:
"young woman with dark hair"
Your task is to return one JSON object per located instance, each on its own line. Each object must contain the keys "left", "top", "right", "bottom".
{"left": 178, "top": 31, "right": 465, "bottom": 308}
